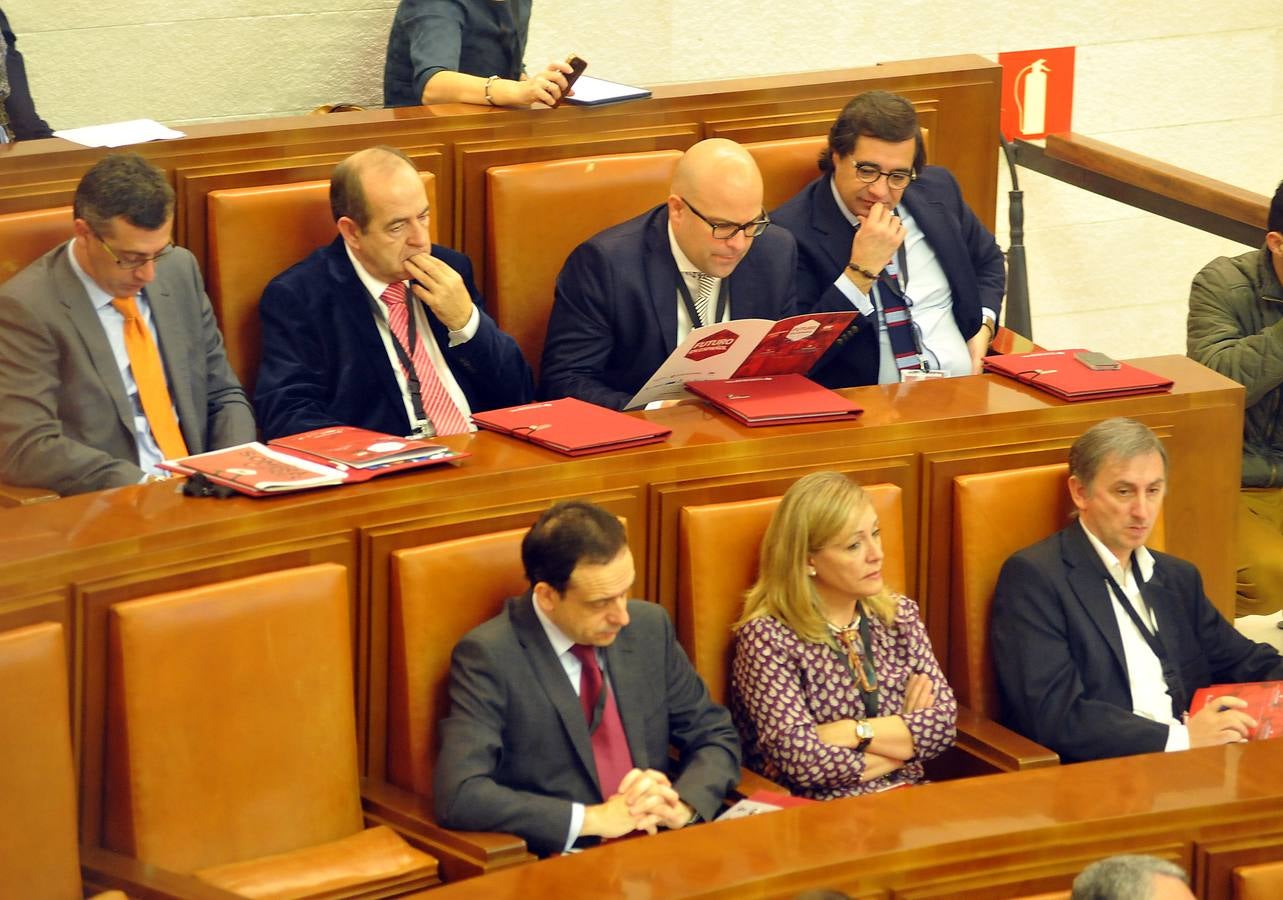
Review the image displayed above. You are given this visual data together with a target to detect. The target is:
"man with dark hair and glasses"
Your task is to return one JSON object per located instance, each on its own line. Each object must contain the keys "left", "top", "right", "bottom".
{"left": 539, "top": 138, "right": 798, "bottom": 409}
{"left": 0, "top": 152, "right": 254, "bottom": 495}
{"left": 773, "top": 90, "right": 1006, "bottom": 388}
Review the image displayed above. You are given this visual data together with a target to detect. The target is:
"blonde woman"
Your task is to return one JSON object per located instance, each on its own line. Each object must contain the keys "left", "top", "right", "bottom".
{"left": 731, "top": 471, "right": 956, "bottom": 798}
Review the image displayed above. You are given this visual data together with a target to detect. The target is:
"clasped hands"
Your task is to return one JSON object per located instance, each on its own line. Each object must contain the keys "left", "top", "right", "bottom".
{"left": 404, "top": 252, "right": 473, "bottom": 332}
{"left": 581, "top": 768, "right": 694, "bottom": 840}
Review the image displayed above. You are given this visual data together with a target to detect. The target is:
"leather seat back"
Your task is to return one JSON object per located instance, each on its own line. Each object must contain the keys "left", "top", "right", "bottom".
{"left": 0, "top": 622, "right": 82, "bottom": 900}
{"left": 387, "top": 528, "right": 529, "bottom": 797}
{"left": 206, "top": 174, "right": 437, "bottom": 394}
{"left": 0, "top": 206, "right": 74, "bottom": 284}
{"left": 485, "top": 150, "right": 681, "bottom": 376}
{"left": 677, "top": 483, "right": 905, "bottom": 706}
{"left": 103, "top": 563, "right": 363, "bottom": 872}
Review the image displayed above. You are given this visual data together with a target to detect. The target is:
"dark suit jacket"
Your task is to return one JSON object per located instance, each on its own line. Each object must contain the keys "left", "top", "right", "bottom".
{"left": 770, "top": 168, "right": 1005, "bottom": 388}
{"left": 433, "top": 594, "right": 741, "bottom": 856}
{"left": 0, "top": 242, "right": 255, "bottom": 495}
{"left": 254, "top": 237, "right": 533, "bottom": 441}
{"left": 538, "top": 204, "right": 799, "bottom": 410}
{"left": 990, "top": 523, "right": 1283, "bottom": 762}
{"left": 1, "top": 9, "right": 53, "bottom": 140}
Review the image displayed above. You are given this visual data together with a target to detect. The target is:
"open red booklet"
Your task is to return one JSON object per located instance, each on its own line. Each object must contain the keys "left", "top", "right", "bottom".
{"left": 686, "top": 374, "right": 862, "bottom": 427}
{"left": 161, "top": 431, "right": 467, "bottom": 496}
{"left": 269, "top": 426, "right": 458, "bottom": 470}
{"left": 472, "top": 397, "right": 671, "bottom": 456}
{"left": 1189, "top": 682, "right": 1283, "bottom": 741}
{"left": 983, "top": 349, "right": 1173, "bottom": 401}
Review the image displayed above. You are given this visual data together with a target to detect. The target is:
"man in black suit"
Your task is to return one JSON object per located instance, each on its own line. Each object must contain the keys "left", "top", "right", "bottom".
{"left": 434, "top": 500, "right": 740, "bottom": 856}
{"left": 772, "top": 90, "right": 1005, "bottom": 388}
{"left": 254, "top": 146, "right": 532, "bottom": 440}
{"left": 991, "top": 417, "right": 1283, "bottom": 763}
{"left": 539, "top": 138, "right": 798, "bottom": 410}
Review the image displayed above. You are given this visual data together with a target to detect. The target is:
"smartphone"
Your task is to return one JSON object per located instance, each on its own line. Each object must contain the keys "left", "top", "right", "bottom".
{"left": 552, "top": 55, "right": 588, "bottom": 108}
{"left": 1074, "top": 350, "right": 1121, "bottom": 371}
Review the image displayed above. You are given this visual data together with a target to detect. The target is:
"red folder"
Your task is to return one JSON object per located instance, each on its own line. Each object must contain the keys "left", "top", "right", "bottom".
{"left": 686, "top": 374, "right": 862, "bottom": 426}
{"left": 983, "top": 349, "right": 1173, "bottom": 401}
{"left": 159, "top": 442, "right": 348, "bottom": 496}
{"left": 471, "top": 397, "right": 671, "bottom": 456}
{"left": 1189, "top": 682, "right": 1283, "bottom": 741}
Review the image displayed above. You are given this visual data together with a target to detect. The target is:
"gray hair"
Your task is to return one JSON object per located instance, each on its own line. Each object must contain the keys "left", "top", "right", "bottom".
{"left": 1071, "top": 854, "right": 1189, "bottom": 900}
{"left": 1068, "top": 417, "right": 1167, "bottom": 492}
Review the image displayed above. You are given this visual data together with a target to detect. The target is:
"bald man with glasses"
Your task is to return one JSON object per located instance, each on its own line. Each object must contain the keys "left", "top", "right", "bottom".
{"left": 0, "top": 152, "right": 254, "bottom": 495}
{"left": 539, "top": 138, "right": 798, "bottom": 410}
{"left": 772, "top": 90, "right": 1006, "bottom": 388}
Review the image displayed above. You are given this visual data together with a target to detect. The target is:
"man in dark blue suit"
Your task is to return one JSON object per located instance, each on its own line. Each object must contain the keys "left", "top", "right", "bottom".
{"left": 772, "top": 91, "right": 1005, "bottom": 388}
{"left": 539, "top": 139, "right": 798, "bottom": 410}
{"left": 255, "top": 146, "right": 532, "bottom": 440}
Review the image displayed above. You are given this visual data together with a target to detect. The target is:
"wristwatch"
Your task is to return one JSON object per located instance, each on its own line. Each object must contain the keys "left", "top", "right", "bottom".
{"left": 854, "top": 719, "right": 874, "bottom": 752}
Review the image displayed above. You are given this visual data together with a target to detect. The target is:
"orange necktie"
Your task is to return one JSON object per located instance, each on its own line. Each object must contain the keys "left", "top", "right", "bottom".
{"left": 110, "top": 296, "right": 189, "bottom": 460}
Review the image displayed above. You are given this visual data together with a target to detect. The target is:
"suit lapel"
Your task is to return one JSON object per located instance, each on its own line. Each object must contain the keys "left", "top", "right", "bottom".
{"left": 643, "top": 208, "right": 680, "bottom": 354}
{"left": 601, "top": 634, "right": 649, "bottom": 768}
{"left": 1060, "top": 526, "right": 1129, "bottom": 678}
{"left": 901, "top": 186, "right": 966, "bottom": 300}
{"left": 811, "top": 177, "right": 858, "bottom": 274}
{"left": 327, "top": 240, "right": 410, "bottom": 420}
{"left": 509, "top": 595, "right": 601, "bottom": 791}
{"left": 55, "top": 247, "right": 135, "bottom": 442}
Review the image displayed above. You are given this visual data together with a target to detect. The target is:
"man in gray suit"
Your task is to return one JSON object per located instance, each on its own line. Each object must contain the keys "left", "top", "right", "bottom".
{"left": 0, "top": 153, "right": 254, "bottom": 495}
{"left": 434, "top": 500, "right": 741, "bottom": 856}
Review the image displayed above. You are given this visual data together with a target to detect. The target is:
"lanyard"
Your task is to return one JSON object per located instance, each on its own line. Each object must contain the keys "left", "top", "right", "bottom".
{"left": 672, "top": 262, "right": 730, "bottom": 330}
{"left": 366, "top": 285, "right": 433, "bottom": 437}
{"left": 1103, "top": 553, "right": 1182, "bottom": 717}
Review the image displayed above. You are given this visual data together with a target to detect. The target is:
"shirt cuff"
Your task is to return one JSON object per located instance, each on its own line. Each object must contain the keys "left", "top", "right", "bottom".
{"left": 1164, "top": 722, "right": 1191, "bottom": 752}
{"left": 981, "top": 308, "right": 998, "bottom": 327}
{"left": 447, "top": 305, "right": 480, "bottom": 347}
{"left": 833, "top": 274, "right": 875, "bottom": 318}
{"left": 564, "top": 801, "right": 585, "bottom": 851}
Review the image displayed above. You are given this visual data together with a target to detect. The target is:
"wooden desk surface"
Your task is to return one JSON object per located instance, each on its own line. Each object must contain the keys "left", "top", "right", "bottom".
{"left": 426, "top": 740, "right": 1283, "bottom": 899}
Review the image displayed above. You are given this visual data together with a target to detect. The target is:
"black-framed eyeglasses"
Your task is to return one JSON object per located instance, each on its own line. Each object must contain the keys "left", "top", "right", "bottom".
{"left": 680, "top": 197, "right": 770, "bottom": 240}
{"left": 93, "top": 230, "right": 174, "bottom": 270}
{"left": 852, "top": 163, "right": 916, "bottom": 190}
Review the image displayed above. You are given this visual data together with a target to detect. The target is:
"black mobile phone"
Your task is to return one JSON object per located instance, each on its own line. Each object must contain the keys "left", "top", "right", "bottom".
{"left": 552, "top": 54, "right": 588, "bottom": 108}
{"left": 1074, "top": 350, "right": 1121, "bottom": 371}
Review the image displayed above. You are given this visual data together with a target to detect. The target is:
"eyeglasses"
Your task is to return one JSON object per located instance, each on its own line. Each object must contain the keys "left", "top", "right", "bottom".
{"left": 93, "top": 230, "right": 174, "bottom": 270}
{"left": 680, "top": 197, "right": 770, "bottom": 240}
{"left": 852, "top": 163, "right": 916, "bottom": 190}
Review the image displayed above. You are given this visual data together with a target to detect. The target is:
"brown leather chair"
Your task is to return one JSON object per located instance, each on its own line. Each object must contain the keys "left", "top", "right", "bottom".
{"left": 384, "top": 528, "right": 534, "bottom": 879}
{"left": 0, "top": 207, "right": 74, "bottom": 507}
{"left": 485, "top": 150, "right": 682, "bottom": 376}
{"left": 0, "top": 205, "right": 74, "bottom": 284}
{"left": 0, "top": 622, "right": 129, "bottom": 900}
{"left": 102, "top": 564, "right": 439, "bottom": 898}
{"left": 679, "top": 481, "right": 1054, "bottom": 776}
{"left": 744, "top": 136, "right": 826, "bottom": 211}
{"left": 1235, "top": 859, "right": 1283, "bottom": 900}
{"left": 677, "top": 485, "right": 905, "bottom": 708}
{"left": 205, "top": 174, "right": 437, "bottom": 395}
{"left": 951, "top": 462, "right": 1166, "bottom": 722}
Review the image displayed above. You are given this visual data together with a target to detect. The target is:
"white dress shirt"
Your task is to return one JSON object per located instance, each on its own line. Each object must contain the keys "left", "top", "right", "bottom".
{"left": 667, "top": 223, "right": 730, "bottom": 343}
{"left": 1079, "top": 521, "right": 1190, "bottom": 751}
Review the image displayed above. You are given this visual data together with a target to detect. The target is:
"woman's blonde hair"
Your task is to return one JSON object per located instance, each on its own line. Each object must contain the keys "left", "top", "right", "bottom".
{"left": 736, "top": 471, "right": 897, "bottom": 643}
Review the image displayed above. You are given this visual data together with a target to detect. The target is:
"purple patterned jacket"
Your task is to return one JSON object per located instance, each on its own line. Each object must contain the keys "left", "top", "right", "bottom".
{"left": 731, "top": 594, "right": 957, "bottom": 799}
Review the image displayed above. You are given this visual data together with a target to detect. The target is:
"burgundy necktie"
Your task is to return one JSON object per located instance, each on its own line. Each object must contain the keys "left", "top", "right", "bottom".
{"left": 380, "top": 282, "right": 470, "bottom": 436}
{"left": 877, "top": 264, "right": 922, "bottom": 374}
{"left": 570, "top": 644, "right": 634, "bottom": 798}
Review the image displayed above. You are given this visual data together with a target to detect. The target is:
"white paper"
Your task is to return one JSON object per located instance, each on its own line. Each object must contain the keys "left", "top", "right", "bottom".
{"left": 564, "top": 74, "right": 651, "bottom": 106}
{"left": 54, "top": 119, "right": 186, "bottom": 149}
{"left": 626, "top": 319, "right": 774, "bottom": 409}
